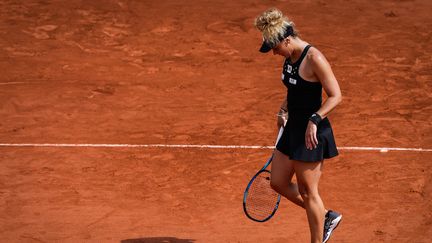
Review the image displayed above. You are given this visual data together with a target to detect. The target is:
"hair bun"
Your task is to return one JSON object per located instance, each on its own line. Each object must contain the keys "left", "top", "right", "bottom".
{"left": 254, "top": 8, "right": 284, "bottom": 32}
{"left": 254, "top": 8, "right": 296, "bottom": 45}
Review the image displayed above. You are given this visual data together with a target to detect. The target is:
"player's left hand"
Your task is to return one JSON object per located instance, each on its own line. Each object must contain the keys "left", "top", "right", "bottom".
{"left": 305, "top": 121, "right": 318, "bottom": 150}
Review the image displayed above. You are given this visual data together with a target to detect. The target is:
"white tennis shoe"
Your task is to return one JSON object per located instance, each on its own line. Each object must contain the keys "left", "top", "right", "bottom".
{"left": 323, "top": 210, "right": 342, "bottom": 243}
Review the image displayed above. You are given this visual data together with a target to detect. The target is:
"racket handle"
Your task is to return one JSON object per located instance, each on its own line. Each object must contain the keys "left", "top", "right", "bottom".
{"left": 275, "top": 126, "right": 284, "bottom": 146}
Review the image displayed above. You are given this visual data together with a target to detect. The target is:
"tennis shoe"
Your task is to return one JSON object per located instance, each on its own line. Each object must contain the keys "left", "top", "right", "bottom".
{"left": 323, "top": 210, "right": 342, "bottom": 243}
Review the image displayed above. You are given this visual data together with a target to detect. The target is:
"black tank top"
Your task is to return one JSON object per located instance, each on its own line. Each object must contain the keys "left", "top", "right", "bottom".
{"left": 281, "top": 45, "right": 322, "bottom": 117}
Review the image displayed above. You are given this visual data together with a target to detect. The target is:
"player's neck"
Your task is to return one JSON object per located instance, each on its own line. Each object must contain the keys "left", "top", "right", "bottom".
{"left": 290, "top": 40, "right": 308, "bottom": 62}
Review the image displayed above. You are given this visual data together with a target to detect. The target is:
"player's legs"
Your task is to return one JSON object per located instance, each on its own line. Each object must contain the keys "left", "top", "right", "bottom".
{"left": 294, "top": 160, "right": 325, "bottom": 243}
{"left": 270, "top": 150, "right": 305, "bottom": 208}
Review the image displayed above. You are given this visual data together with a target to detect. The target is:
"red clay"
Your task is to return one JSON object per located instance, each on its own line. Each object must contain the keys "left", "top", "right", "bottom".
{"left": 0, "top": 0, "right": 431, "bottom": 242}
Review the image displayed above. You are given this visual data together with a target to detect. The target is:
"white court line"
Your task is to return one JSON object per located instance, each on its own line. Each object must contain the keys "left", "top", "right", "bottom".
{"left": 0, "top": 143, "right": 431, "bottom": 152}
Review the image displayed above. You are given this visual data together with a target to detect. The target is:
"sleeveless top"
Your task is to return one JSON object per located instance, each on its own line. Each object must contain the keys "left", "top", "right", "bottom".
{"left": 276, "top": 45, "right": 339, "bottom": 162}
{"left": 281, "top": 45, "right": 322, "bottom": 117}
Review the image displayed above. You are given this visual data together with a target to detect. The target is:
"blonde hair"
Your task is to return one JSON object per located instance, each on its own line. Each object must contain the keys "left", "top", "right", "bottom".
{"left": 254, "top": 8, "right": 298, "bottom": 46}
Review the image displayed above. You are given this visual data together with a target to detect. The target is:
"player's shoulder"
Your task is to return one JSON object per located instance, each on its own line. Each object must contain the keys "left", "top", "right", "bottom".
{"left": 306, "top": 46, "right": 325, "bottom": 62}
{"left": 306, "top": 46, "right": 329, "bottom": 67}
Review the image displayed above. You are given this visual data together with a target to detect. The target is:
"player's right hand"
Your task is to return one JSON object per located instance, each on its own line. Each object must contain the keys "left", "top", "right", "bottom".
{"left": 277, "top": 110, "right": 288, "bottom": 129}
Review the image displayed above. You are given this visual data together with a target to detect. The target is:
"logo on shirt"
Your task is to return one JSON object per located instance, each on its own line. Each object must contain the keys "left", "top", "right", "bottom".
{"left": 287, "top": 65, "right": 292, "bottom": 73}
{"left": 289, "top": 78, "right": 297, "bottom": 85}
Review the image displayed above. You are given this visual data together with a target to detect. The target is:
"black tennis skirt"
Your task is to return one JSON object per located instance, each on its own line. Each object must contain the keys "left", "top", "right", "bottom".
{"left": 276, "top": 115, "right": 339, "bottom": 162}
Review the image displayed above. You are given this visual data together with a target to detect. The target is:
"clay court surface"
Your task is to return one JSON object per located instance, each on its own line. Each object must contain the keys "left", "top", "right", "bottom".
{"left": 1, "top": 0, "right": 431, "bottom": 242}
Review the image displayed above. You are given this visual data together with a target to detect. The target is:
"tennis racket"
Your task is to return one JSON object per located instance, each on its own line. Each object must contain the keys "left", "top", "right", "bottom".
{"left": 243, "top": 126, "right": 284, "bottom": 222}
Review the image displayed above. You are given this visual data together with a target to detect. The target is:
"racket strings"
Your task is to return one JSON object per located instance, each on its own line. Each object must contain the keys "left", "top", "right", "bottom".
{"left": 245, "top": 171, "right": 280, "bottom": 221}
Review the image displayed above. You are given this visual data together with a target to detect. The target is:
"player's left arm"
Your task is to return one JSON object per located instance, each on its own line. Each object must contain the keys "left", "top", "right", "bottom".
{"left": 311, "top": 51, "right": 342, "bottom": 119}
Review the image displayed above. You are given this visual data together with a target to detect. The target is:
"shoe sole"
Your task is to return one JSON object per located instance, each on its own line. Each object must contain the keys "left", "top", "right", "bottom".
{"left": 323, "top": 215, "right": 342, "bottom": 243}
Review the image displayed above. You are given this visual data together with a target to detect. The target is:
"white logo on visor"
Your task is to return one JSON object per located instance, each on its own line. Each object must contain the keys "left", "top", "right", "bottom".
{"left": 281, "top": 73, "right": 285, "bottom": 80}
{"left": 289, "top": 78, "right": 297, "bottom": 85}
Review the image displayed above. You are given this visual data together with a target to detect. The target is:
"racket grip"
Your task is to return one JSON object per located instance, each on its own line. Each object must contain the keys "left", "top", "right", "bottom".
{"left": 275, "top": 126, "right": 284, "bottom": 146}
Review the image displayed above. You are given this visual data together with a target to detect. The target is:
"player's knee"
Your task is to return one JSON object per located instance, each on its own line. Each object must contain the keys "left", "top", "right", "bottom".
{"left": 298, "top": 183, "right": 318, "bottom": 202}
{"left": 270, "top": 179, "right": 283, "bottom": 194}
{"left": 270, "top": 180, "right": 279, "bottom": 192}
{"left": 298, "top": 184, "right": 308, "bottom": 199}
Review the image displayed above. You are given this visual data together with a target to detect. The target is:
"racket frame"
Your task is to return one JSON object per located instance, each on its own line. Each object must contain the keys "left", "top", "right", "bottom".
{"left": 242, "top": 126, "right": 285, "bottom": 222}
{"left": 242, "top": 154, "right": 281, "bottom": 222}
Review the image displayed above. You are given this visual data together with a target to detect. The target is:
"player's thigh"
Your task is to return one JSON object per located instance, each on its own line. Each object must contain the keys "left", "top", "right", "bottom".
{"left": 293, "top": 160, "right": 323, "bottom": 193}
{"left": 270, "top": 150, "right": 295, "bottom": 185}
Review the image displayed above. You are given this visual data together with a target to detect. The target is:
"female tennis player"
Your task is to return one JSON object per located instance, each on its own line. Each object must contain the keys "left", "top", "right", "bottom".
{"left": 255, "top": 8, "right": 343, "bottom": 243}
